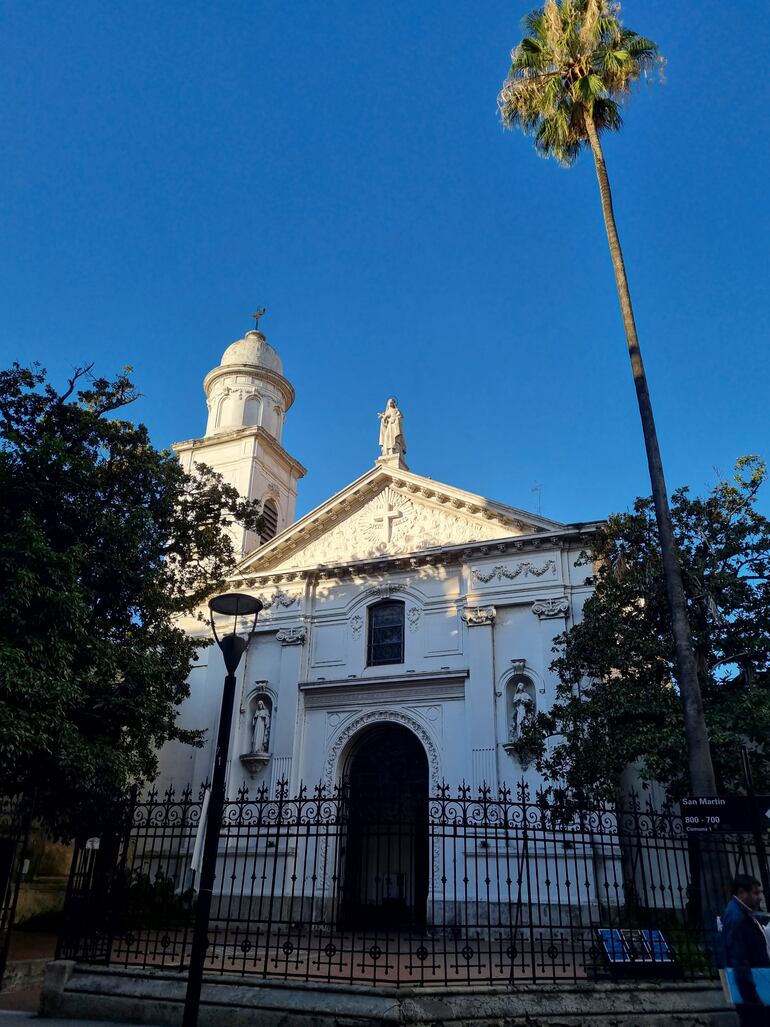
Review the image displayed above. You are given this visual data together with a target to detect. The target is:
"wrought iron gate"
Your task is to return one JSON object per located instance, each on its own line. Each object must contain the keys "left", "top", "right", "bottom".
{"left": 56, "top": 779, "right": 769, "bottom": 987}
{"left": 56, "top": 792, "right": 136, "bottom": 966}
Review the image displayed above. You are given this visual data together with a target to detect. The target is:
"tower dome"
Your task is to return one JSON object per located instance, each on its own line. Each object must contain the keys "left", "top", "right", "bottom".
{"left": 220, "top": 329, "right": 284, "bottom": 375}
{"left": 203, "top": 312, "right": 295, "bottom": 441}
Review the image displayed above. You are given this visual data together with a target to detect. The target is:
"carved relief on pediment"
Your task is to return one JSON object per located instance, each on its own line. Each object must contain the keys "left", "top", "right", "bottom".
{"left": 276, "top": 486, "right": 511, "bottom": 570}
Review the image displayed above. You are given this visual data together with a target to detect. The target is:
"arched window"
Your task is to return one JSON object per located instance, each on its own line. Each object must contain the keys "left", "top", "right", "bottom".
{"left": 367, "top": 600, "right": 405, "bottom": 667}
{"left": 261, "top": 498, "right": 279, "bottom": 541}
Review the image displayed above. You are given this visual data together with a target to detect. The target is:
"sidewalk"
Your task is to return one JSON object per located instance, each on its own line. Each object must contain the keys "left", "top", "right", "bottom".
{"left": 0, "top": 1015, "right": 161, "bottom": 1027}
{"left": 0, "top": 990, "right": 41, "bottom": 1014}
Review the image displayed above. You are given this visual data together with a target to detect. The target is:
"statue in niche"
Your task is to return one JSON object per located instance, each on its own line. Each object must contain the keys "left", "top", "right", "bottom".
{"left": 251, "top": 700, "right": 271, "bottom": 753}
{"left": 378, "top": 398, "right": 406, "bottom": 458}
{"left": 510, "top": 681, "right": 535, "bottom": 742}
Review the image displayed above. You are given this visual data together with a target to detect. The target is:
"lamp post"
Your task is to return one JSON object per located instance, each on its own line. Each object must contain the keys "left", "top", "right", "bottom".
{"left": 182, "top": 592, "right": 262, "bottom": 1027}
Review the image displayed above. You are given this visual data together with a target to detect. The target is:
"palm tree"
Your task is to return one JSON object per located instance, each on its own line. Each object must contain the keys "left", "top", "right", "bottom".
{"left": 498, "top": 0, "right": 716, "bottom": 795}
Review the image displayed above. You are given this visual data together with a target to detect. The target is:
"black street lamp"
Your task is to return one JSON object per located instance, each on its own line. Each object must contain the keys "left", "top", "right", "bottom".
{"left": 182, "top": 592, "right": 262, "bottom": 1027}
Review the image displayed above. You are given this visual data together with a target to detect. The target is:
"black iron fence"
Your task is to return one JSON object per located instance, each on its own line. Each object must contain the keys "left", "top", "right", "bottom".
{"left": 57, "top": 780, "right": 766, "bottom": 987}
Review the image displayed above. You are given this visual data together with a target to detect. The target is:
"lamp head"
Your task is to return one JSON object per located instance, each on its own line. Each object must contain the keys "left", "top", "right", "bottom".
{"left": 208, "top": 592, "right": 262, "bottom": 675}
{"left": 209, "top": 593, "right": 262, "bottom": 618}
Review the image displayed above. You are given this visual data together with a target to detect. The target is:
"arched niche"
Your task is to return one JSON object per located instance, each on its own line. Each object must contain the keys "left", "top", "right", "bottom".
{"left": 243, "top": 392, "right": 262, "bottom": 427}
{"left": 240, "top": 686, "right": 274, "bottom": 776}
{"left": 505, "top": 671, "right": 536, "bottom": 745}
{"left": 213, "top": 390, "right": 229, "bottom": 431}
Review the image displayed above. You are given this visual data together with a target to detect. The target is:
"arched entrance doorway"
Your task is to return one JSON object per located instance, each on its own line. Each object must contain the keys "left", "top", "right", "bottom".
{"left": 339, "top": 723, "right": 429, "bottom": 931}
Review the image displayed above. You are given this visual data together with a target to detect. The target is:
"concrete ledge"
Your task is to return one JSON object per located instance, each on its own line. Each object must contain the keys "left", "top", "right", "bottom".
{"left": 40, "top": 959, "right": 76, "bottom": 1015}
{"left": 1, "top": 957, "right": 50, "bottom": 993}
{"left": 44, "top": 963, "right": 740, "bottom": 1027}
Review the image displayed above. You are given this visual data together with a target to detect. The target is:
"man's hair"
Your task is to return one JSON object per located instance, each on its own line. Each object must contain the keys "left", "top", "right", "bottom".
{"left": 733, "top": 874, "right": 762, "bottom": 894}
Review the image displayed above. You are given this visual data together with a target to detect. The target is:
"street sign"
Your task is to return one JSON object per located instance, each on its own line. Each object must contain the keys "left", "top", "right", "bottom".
{"left": 682, "top": 796, "right": 770, "bottom": 833}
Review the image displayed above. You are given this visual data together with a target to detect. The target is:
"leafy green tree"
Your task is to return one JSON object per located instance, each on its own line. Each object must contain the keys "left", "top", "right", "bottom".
{"left": 517, "top": 458, "right": 770, "bottom": 801}
{"left": 0, "top": 363, "right": 263, "bottom": 836}
{"left": 498, "top": 1, "right": 717, "bottom": 794}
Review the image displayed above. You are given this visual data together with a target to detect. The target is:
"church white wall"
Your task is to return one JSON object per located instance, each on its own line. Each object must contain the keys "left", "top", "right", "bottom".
{"left": 155, "top": 538, "right": 594, "bottom": 801}
{"left": 155, "top": 648, "right": 221, "bottom": 794}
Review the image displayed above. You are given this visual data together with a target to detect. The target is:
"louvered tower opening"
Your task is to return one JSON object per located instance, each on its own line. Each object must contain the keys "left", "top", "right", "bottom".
{"left": 261, "top": 498, "right": 278, "bottom": 541}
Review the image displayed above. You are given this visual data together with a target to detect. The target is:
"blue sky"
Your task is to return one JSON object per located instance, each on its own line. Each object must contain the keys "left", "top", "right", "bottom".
{"left": 2, "top": 1, "right": 768, "bottom": 523}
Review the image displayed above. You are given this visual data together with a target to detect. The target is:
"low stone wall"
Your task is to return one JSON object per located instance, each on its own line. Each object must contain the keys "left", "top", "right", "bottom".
{"left": 41, "top": 962, "right": 739, "bottom": 1026}
{"left": 14, "top": 878, "right": 67, "bottom": 924}
{"left": 1, "top": 957, "right": 49, "bottom": 994}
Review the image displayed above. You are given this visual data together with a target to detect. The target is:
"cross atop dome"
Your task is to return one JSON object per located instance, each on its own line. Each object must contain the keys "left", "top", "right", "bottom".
{"left": 251, "top": 307, "right": 267, "bottom": 331}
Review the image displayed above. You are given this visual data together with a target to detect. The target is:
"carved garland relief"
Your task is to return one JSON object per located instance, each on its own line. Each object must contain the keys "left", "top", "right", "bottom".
{"left": 472, "top": 559, "right": 557, "bottom": 584}
{"left": 258, "top": 590, "right": 299, "bottom": 610}
{"left": 366, "top": 584, "right": 405, "bottom": 599}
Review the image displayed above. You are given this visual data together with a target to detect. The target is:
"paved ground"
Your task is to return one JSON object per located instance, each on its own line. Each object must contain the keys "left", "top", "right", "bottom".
{"left": 0, "top": 989, "right": 40, "bottom": 1013}
{"left": 0, "top": 1015, "right": 161, "bottom": 1027}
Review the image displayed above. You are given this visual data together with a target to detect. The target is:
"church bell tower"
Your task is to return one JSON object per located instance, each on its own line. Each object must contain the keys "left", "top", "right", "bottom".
{"left": 173, "top": 310, "right": 306, "bottom": 558}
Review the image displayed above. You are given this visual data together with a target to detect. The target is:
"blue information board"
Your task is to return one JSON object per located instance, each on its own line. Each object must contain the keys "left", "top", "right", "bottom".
{"left": 598, "top": 928, "right": 674, "bottom": 970}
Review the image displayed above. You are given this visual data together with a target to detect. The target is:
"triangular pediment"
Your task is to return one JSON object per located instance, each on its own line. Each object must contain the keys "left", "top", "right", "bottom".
{"left": 239, "top": 465, "right": 562, "bottom": 574}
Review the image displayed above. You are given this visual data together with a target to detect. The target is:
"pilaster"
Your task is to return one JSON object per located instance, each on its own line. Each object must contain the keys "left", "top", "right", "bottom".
{"left": 461, "top": 606, "right": 498, "bottom": 793}
{"left": 531, "top": 596, "right": 571, "bottom": 707}
{"left": 271, "top": 626, "right": 307, "bottom": 794}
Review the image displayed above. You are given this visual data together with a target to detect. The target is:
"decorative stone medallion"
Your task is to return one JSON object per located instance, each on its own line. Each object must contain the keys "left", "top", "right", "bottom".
{"left": 276, "top": 626, "right": 306, "bottom": 645}
{"left": 531, "top": 597, "right": 570, "bottom": 619}
{"left": 461, "top": 606, "right": 496, "bottom": 627}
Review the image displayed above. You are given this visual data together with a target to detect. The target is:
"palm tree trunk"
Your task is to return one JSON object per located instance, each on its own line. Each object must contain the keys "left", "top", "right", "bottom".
{"left": 583, "top": 113, "right": 716, "bottom": 796}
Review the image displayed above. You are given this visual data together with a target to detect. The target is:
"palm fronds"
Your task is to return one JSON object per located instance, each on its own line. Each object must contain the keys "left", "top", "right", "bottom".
{"left": 498, "top": 0, "right": 661, "bottom": 165}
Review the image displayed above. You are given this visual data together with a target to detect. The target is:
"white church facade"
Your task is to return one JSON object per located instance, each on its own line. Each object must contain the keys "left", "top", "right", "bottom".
{"left": 56, "top": 319, "right": 712, "bottom": 982}
{"left": 160, "top": 316, "right": 599, "bottom": 805}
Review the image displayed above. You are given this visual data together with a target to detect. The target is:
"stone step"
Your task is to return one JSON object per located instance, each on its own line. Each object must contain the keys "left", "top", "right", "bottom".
{"left": 42, "top": 961, "right": 740, "bottom": 1027}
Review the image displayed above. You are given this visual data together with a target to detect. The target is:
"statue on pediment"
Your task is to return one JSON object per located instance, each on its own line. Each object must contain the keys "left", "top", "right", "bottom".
{"left": 378, "top": 398, "right": 406, "bottom": 459}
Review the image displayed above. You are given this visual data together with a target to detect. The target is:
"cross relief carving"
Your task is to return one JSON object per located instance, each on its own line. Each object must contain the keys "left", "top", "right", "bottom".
{"left": 362, "top": 489, "right": 413, "bottom": 546}
{"left": 372, "top": 501, "right": 403, "bottom": 541}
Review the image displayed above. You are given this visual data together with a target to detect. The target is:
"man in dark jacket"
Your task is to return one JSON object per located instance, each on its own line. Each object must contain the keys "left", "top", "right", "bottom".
{"left": 723, "top": 874, "right": 770, "bottom": 1025}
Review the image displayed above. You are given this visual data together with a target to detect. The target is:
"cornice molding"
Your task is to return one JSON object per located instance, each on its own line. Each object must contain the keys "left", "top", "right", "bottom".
{"left": 203, "top": 362, "right": 295, "bottom": 411}
{"left": 299, "top": 668, "right": 469, "bottom": 692}
{"left": 173, "top": 425, "right": 307, "bottom": 479}
{"left": 229, "top": 524, "right": 600, "bottom": 589}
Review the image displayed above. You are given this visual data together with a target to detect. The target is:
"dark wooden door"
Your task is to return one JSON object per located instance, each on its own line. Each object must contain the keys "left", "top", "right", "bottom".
{"left": 340, "top": 724, "right": 429, "bottom": 930}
